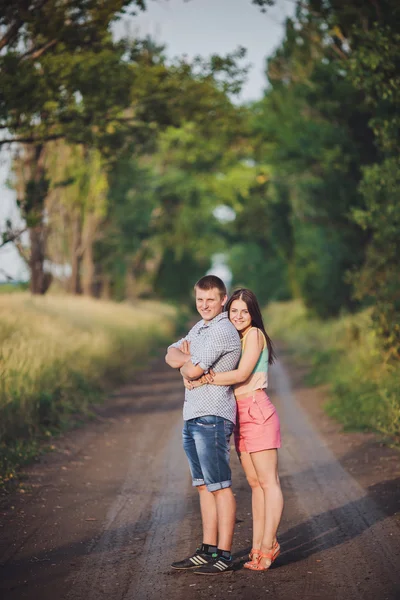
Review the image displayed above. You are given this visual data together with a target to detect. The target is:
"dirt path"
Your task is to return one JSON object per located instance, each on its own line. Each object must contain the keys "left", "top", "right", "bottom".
{"left": 1, "top": 353, "right": 400, "bottom": 600}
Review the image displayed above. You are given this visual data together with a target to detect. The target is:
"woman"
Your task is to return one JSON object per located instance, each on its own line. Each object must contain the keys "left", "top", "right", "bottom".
{"left": 185, "top": 288, "right": 283, "bottom": 571}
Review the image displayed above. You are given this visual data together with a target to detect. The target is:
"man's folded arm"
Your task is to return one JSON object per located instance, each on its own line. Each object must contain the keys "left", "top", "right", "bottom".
{"left": 165, "top": 346, "right": 190, "bottom": 369}
{"left": 181, "top": 329, "right": 225, "bottom": 380}
{"left": 180, "top": 361, "right": 205, "bottom": 380}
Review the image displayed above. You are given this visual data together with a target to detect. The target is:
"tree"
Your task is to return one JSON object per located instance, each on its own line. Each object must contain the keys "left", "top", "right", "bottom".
{"left": 349, "top": 15, "right": 400, "bottom": 359}
{"left": 0, "top": 1, "right": 146, "bottom": 292}
{"left": 248, "top": 5, "right": 376, "bottom": 316}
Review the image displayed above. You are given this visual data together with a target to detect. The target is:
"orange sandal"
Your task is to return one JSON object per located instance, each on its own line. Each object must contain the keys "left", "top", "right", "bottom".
{"left": 243, "top": 548, "right": 260, "bottom": 569}
{"left": 245, "top": 541, "right": 280, "bottom": 571}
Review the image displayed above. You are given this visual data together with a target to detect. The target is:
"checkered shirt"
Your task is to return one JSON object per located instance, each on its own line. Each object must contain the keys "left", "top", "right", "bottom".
{"left": 169, "top": 312, "right": 241, "bottom": 424}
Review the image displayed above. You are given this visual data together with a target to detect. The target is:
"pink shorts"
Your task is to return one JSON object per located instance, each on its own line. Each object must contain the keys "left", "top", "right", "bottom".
{"left": 234, "top": 389, "right": 281, "bottom": 454}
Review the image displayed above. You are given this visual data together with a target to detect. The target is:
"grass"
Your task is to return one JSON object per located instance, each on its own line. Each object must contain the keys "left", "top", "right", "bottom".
{"left": 264, "top": 300, "right": 400, "bottom": 445}
{"left": 0, "top": 293, "right": 177, "bottom": 486}
{"left": 0, "top": 282, "right": 29, "bottom": 293}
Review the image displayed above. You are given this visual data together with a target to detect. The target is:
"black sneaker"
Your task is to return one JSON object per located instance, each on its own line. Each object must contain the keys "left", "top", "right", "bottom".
{"left": 171, "top": 547, "right": 215, "bottom": 570}
{"left": 193, "top": 556, "right": 234, "bottom": 575}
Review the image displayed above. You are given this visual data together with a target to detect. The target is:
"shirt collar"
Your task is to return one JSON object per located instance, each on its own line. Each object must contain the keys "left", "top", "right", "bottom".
{"left": 199, "top": 311, "right": 228, "bottom": 328}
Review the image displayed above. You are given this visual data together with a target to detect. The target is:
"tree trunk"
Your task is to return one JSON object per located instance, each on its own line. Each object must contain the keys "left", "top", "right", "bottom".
{"left": 125, "top": 268, "right": 138, "bottom": 301}
{"left": 17, "top": 143, "right": 51, "bottom": 295}
{"left": 100, "top": 275, "right": 111, "bottom": 300}
{"left": 69, "top": 212, "right": 82, "bottom": 294}
{"left": 29, "top": 225, "right": 51, "bottom": 294}
{"left": 81, "top": 213, "right": 98, "bottom": 297}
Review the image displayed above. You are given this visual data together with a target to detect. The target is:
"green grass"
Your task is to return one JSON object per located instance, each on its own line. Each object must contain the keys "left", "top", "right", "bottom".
{"left": 0, "top": 282, "right": 29, "bottom": 293}
{"left": 0, "top": 293, "right": 177, "bottom": 486}
{"left": 264, "top": 300, "right": 400, "bottom": 445}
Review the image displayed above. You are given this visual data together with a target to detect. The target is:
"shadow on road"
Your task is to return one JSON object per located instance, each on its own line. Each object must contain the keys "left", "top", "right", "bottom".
{"left": 278, "top": 473, "right": 400, "bottom": 566}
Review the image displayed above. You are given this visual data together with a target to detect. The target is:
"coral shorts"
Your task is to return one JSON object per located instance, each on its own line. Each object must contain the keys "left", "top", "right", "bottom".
{"left": 234, "top": 389, "right": 281, "bottom": 454}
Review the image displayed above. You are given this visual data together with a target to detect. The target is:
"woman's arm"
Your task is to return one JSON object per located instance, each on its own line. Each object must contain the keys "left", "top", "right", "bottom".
{"left": 206, "top": 328, "right": 263, "bottom": 386}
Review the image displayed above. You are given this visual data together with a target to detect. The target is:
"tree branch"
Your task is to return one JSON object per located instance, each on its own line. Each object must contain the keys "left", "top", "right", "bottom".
{"left": 13, "top": 238, "right": 30, "bottom": 265}
{"left": 0, "top": 0, "right": 50, "bottom": 51}
{"left": 21, "top": 39, "right": 57, "bottom": 61}
{"left": 0, "top": 19, "right": 23, "bottom": 51}
{"left": 0, "top": 133, "right": 65, "bottom": 146}
{"left": 0, "top": 227, "right": 28, "bottom": 249}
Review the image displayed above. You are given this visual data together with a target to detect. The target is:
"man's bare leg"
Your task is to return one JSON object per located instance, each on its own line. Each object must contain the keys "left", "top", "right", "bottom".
{"left": 213, "top": 487, "right": 236, "bottom": 551}
{"left": 198, "top": 485, "right": 218, "bottom": 546}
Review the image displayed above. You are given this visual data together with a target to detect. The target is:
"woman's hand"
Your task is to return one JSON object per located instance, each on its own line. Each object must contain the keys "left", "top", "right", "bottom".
{"left": 201, "top": 369, "right": 215, "bottom": 384}
{"left": 183, "top": 377, "right": 203, "bottom": 390}
{"left": 183, "top": 377, "right": 193, "bottom": 390}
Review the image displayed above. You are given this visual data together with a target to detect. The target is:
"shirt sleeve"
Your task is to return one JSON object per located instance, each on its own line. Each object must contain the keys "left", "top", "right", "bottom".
{"left": 190, "top": 327, "right": 229, "bottom": 371}
{"left": 167, "top": 335, "right": 188, "bottom": 350}
{"left": 167, "top": 321, "right": 199, "bottom": 350}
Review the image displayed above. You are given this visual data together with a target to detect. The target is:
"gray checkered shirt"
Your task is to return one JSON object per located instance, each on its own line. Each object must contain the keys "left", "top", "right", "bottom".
{"left": 169, "top": 312, "right": 241, "bottom": 423}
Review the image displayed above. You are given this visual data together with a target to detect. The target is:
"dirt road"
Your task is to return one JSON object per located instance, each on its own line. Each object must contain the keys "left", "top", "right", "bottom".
{"left": 1, "top": 354, "right": 400, "bottom": 600}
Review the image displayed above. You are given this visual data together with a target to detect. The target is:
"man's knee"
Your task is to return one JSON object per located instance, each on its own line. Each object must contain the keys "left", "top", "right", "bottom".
{"left": 211, "top": 486, "right": 233, "bottom": 497}
{"left": 197, "top": 484, "right": 208, "bottom": 493}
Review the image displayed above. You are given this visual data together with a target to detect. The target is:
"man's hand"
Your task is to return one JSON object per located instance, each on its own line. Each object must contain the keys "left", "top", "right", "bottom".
{"left": 181, "top": 340, "right": 191, "bottom": 356}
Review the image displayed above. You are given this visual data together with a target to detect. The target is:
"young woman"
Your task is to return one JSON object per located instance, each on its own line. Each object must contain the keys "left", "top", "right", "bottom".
{"left": 184, "top": 288, "right": 283, "bottom": 571}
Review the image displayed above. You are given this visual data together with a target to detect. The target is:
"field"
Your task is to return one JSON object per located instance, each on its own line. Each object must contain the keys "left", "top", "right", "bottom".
{"left": 0, "top": 293, "right": 176, "bottom": 483}
{"left": 265, "top": 301, "right": 400, "bottom": 445}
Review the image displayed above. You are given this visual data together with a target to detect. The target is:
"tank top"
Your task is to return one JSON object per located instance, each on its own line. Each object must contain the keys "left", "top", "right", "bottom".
{"left": 234, "top": 327, "right": 269, "bottom": 398}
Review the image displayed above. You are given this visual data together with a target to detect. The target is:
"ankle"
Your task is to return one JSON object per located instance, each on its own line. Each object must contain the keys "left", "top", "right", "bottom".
{"left": 217, "top": 549, "right": 232, "bottom": 561}
{"left": 201, "top": 543, "right": 217, "bottom": 555}
{"left": 261, "top": 543, "right": 275, "bottom": 553}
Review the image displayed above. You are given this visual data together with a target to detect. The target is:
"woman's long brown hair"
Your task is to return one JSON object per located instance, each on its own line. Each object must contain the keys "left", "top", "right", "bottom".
{"left": 225, "top": 288, "right": 277, "bottom": 365}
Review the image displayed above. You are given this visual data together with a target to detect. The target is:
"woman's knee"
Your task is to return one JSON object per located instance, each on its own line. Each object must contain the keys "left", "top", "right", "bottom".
{"left": 246, "top": 475, "right": 261, "bottom": 490}
{"left": 258, "top": 474, "right": 281, "bottom": 492}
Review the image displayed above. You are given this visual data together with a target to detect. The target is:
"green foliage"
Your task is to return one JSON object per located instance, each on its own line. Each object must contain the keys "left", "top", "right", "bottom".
{"left": 2, "top": 0, "right": 400, "bottom": 365}
{"left": 293, "top": 222, "right": 356, "bottom": 318}
{"left": 347, "top": 13, "right": 400, "bottom": 359}
{"left": 154, "top": 249, "right": 210, "bottom": 302}
{"left": 351, "top": 158, "right": 400, "bottom": 359}
{"left": 228, "top": 242, "right": 290, "bottom": 304}
{"left": 0, "top": 2, "right": 146, "bottom": 146}
{"left": 250, "top": 8, "right": 376, "bottom": 317}
{"left": 265, "top": 300, "right": 400, "bottom": 444}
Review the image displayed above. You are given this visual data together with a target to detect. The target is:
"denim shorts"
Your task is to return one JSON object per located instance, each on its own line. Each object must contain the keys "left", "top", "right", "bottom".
{"left": 182, "top": 415, "right": 234, "bottom": 492}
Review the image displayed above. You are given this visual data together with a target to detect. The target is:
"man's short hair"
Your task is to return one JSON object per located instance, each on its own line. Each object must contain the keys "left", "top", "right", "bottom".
{"left": 194, "top": 275, "right": 227, "bottom": 298}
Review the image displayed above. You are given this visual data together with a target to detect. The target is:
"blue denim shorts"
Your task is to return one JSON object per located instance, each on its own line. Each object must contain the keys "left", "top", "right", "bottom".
{"left": 182, "top": 415, "right": 234, "bottom": 492}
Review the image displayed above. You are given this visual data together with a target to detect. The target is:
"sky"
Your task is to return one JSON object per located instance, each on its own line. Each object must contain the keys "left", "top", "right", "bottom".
{"left": 0, "top": 0, "right": 294, "bottom": 282}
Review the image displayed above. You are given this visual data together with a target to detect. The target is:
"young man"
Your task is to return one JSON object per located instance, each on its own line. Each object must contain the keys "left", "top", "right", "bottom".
{"left": 165, "top": 275, "right": 241, "bottom": 575}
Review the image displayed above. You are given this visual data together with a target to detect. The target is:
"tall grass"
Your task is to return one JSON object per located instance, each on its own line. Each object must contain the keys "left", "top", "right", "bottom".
{"left": 0, "top": 293, "right": 176, "bottom": 481}
{"left": 265, "top": 300, "right": 400, "bottom": 444}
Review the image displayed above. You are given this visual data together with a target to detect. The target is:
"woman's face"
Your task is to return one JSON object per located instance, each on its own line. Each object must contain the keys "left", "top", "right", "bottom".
{"left": 229, "top": 298, "right": 252, "bottom": 335}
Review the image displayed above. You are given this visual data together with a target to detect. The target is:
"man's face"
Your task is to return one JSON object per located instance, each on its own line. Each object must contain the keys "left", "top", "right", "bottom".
{"left": 195, "top": 286, "right": 227, "bottom": 323}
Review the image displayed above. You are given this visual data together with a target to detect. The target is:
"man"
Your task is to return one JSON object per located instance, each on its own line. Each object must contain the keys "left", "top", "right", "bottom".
{"left": 165, "top": 274, "right": 241, "bottom": 575}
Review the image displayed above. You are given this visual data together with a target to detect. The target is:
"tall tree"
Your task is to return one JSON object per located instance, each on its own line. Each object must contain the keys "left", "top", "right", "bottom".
{"left": 0, "top": 1, "right": 145, "bottom": 292}
{"left": 249, "top": 4, "right": 376, "bottom": 317}
{"left": 348, "top": 7, "right": 400, "bottom": 359}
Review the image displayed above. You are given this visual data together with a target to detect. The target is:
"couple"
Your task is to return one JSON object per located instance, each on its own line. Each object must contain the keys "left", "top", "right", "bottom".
{"left": 165, "top": 275, "right": 283, "bottom": 575}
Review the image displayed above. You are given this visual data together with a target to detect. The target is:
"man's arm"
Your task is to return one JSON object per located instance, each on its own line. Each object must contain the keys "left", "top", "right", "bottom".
{"left": 165, "top": 346, "right": 191, "bottom": 369}
{"left": 180, "top": 361, "right": 205, "bottom": 380}
{"left": 181, "top": 326, "right": 229, "bottom": 381}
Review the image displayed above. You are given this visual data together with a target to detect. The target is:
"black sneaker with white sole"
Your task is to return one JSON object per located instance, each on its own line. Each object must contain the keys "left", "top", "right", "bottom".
{"left": 193, "top": 556, "right": 234, "bottom": 575}
{"left": 171, "top": 547, "right": 216, "bottom": 570}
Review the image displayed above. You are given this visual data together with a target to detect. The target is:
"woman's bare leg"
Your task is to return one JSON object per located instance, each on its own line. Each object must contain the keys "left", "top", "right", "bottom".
{"left": 250, "top": 449, "right": 283, "bottom": 567}
{"left": 239, "top": 451, "right": 264, "bottom": 552}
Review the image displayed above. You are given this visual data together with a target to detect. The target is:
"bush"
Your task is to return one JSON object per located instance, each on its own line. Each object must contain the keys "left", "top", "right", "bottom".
{"left": 265, "top": 300, "right": 400, "bottom": 444}
{"left": 0, "top": 293, "right": 176, "bottom": 482}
